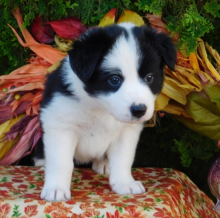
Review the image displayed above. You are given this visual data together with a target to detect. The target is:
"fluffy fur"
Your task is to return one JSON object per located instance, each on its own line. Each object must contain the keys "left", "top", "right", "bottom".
{"left": 34, "top": 22, "right": 176, "bottom": 201}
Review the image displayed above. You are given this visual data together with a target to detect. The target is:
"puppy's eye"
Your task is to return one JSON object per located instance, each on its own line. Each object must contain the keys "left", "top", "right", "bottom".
{"left": 108, "top": 75, "right": 122, "bottom": 86}
{"left": 144, "top": 73, "right": 154, "bottom": 84}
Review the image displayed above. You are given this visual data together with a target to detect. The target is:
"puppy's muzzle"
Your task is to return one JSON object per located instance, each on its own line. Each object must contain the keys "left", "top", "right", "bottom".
{"left": 130, "top": 103, "right": 147, "bottom": 118}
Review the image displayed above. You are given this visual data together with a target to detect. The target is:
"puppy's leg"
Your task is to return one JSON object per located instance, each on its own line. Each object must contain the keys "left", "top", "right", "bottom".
{"left": 108, "top": 124, "right": 145, "bottom": 195}
{"left": 92, "top": 156, "right": 109, "bottom": 175}
{"left": 41, "top": 129, "right": 77, "bottom": 201}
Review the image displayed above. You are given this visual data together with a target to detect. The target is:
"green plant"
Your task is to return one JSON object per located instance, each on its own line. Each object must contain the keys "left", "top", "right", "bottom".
{"left": 136, "top": 116, "right": 219, "bottom": 169}
{"left": 135, "top": 0, "right": 220, "bottom": 55}
{"left": 1, "top": 0, "right": 220, "bottom": 75}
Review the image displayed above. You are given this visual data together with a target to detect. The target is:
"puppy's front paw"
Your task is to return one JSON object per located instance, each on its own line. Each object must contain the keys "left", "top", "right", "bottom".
{"left": 111, "top": 180, "right": 145, "bottom": 195}
{"left": 92, "top": 159, "right": 110, "bottom": 175}
{"left": 41, "top": 186, "right": 71, "bottom": 201}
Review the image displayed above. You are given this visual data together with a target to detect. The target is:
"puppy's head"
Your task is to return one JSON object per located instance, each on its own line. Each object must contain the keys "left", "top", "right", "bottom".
{"left": 68, "top": 23, "right": 176, "bottom": 123}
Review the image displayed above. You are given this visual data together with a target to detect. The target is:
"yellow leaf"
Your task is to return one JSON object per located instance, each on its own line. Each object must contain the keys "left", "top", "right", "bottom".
{"left": 54, "top": 35, "right": 73, "bottom": 52}
{"left": 205, "top": 42, "right": 220, "bottom": 67}
{"left": 162, "top": 77, "right": 190, "bottom": 105}
{"left": 198, "top": 38, "right": 220, "bottom": 81}
{"left": 0, "top": 114, "right": 25, "bottom": 160}
{"left": 163, "top": 102, "right": 191, "bottom": 118}
{"left": 0, "top": 137, "right": 20, "bottom": 160}
{"left": 117, "top": 10, "right": 144, "bottom": 26}
{"left": 189, "top": 53, "right": 200, "bottom": 72}
{"left": 47, "top": 61, "right": 61, "bottom": 74}
{"left": 99, "top": 8, "right": 117, "bottom": 27}
{"left": 155, "top": 93, "right": 170, "bottom": 111}
{"left": 0, "top": 120, "right": 10, "bottom": 137}
{"left": 175, "top": 66, "right": 202, "bottom": 91}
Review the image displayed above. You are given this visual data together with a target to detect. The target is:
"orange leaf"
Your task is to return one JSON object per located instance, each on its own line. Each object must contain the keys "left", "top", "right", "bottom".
{"left": 189, "top": 53, "right": 200, "bottom": 71}
{"left": 117, "top": 10, "right": 144, "bottom": 26}
{"left": 145, "top": 13, "right": 169, "bottom": 34}
{"left": 8, "top": 8, "right": 66, "bottom": 64}
{"left": 99, "top": 8, "right": 117, "bottom": 27}
{"left": 7, "top": 82, "right": 44, "bottom": 93}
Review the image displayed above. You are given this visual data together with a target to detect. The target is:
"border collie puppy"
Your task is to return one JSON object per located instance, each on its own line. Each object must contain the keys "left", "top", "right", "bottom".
{"left": 34, "top": 22, "right": 176, "bottom": 201}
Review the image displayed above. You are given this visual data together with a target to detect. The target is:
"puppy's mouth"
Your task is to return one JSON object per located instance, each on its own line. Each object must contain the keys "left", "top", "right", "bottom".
{"left": 115, "top": 115, "right": 146, "bottom": 124}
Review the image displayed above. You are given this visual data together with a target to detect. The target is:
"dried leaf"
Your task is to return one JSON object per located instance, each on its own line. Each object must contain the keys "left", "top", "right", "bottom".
{"left": 54, "top": 35, "right": 73, "bottom": 52}
{"left": 31, "top": 16, "right": 54, "bottom": 44}
{"left": 48, "top": 17, "right": 87, "bottom": 40}
{"left": 7, "top": 82, "right": 44, "bottom": 93}
{"left": 198, "top": 38, "right": 220, "bottom": 81}
{"left": 155, "top": 93, "right": 170, "bottom": 111}
{"left": 117, "top": 10, "right": 144, "bottom": 26}
{"left": 205, "top": 42, "right": 220, "bottom": 67}
{"left": 3, "top": 115, "right": 32, "bottom": 141}
{"left": 0, "top": 114, "right": 25, "bottom": 160}
{"left": 9, "top": 8, "right": 66, "bottom": 64}
{"left": 145, "top": 13, "right": 169, "bottom": 34}
{"left": 162, "top": 77, "right": 190, "bottom": 105}
{"left": 99, "top": 8, "right": 117, "bottom": 27}
{"left": 0, "top": 101, "right": 30, "bottom": 125}
{"left": 0, "top": 116, "right": 40, "bottom": 164}
{"left": 10, "top": 93, "right": 35, "bottom": 114}
{"left": 188, "top": 53, "right": 200, "bottom": 72}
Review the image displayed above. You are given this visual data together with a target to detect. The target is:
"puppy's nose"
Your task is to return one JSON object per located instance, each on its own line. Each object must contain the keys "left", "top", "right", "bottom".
{"left": 130, "top": 104, "right": 147, "bottom": 118}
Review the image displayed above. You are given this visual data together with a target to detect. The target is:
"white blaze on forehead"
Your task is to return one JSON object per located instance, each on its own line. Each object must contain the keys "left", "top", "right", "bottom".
{"left": 101, "top": 28, "right": 140, "bottom": 78}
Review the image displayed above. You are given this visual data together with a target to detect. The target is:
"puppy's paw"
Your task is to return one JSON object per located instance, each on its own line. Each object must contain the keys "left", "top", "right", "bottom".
{"left": 111, "top": 180, "right": 145, "bottom": 195}
{"left": 92, "top": 159, "right": 109, "bottom": 175}
{"left": 41, "top": 186, "right": 71, "bottom": 201}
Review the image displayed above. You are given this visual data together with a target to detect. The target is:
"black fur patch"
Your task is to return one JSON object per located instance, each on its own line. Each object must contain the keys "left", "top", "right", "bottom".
{"left": 41, "top": 64, "right": 74, "bottom": 108}
{"left": 132, "top": 25, "right": 176, "bottom": 94}
{"left": 68, "top": 25, "right": 128, "bottom": 83}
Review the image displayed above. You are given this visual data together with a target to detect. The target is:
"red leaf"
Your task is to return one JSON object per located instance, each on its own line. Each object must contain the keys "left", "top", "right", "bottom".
{"left": 48, "top": 17, "right": 87, "bottom": 39}
{"left": 31, "top": 16, "right": 54, "bottom": 44}
{"left": 24, "top": 205, "right": 38, "bottom": 217}
{"left": 0, "top": 203, "right": 11, "bottom": 215}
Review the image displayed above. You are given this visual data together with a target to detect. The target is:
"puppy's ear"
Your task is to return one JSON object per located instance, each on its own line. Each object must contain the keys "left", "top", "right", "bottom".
{"left": 152, "top": 31, "right": 177, "bottom": 71}
{"left": 68, "top": 28, "right": 113, "bottom": 82}
{"left": 135, "top": 26, "right": 176, "bottom": 71}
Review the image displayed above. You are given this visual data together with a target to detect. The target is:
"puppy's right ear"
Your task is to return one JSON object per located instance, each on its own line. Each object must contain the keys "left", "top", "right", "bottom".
{"left": 68, "top": 28, "right": 113, "bottom": 82}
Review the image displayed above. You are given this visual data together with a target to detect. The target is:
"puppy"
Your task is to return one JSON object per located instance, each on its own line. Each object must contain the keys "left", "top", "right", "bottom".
{"left": 34, "top": 22, "right": 176, "bottom": 201}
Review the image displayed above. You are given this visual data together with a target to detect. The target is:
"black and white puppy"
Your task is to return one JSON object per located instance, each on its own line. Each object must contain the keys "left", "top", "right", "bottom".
{"left": 34, "top": 22, "right": 176, "bottom": 201}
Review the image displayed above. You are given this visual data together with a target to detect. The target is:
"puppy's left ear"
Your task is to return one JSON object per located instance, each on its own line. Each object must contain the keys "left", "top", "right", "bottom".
{"left": 153, "top": 32, "right": 177, "bottom": 71}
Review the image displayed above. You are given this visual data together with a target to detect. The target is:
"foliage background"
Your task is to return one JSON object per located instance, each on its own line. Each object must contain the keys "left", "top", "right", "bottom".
{"left": 1, "top": 0, "right": 220, "bottom": 201}
{"left": 1, "top": 0, "right": 220, "bottom": 74}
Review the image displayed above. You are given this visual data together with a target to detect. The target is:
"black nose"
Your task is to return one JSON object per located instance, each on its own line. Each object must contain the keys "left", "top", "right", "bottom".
{"left": 130, "top": 104, "right": 147, "bottom": 118}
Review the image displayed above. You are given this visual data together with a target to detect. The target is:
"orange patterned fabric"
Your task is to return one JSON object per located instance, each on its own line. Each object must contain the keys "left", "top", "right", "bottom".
{"left": 0, "top": 166, "right": 219, "bottom": 218}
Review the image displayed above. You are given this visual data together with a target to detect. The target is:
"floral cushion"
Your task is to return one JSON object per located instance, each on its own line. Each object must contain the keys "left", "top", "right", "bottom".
{"left": 0, "top": 166, "right": 219, "bottom": 218}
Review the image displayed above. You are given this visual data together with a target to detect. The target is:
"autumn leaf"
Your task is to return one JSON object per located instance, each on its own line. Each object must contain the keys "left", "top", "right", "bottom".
{"left": 0, "top": 203, "right": 11, "bottom": 216}
{"left": 9, "top": 8, "right": 66, "bottom": 64}
{"left": 117, "top": 10, "right": 144, "bottom": 26}
{"left": 24, "top": 205, "right": 38, "bottom": 217}
{"left": 146, "top": 13, "right": 169, "bottom": 34}
{"left": 48, "top": 17, "right": 87, "bottom": 40}
{"left": 99, "top": 8, "right": 117, "bottom": 27}
{"left": 31, "top": 16, "right": 54, "bottom": 44}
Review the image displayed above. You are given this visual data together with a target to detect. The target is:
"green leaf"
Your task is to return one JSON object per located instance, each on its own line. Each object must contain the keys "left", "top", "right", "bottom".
{"left": 45, "top": 214, "right": 52, "bottom": 218}
{"left": 29, "top": 184, "right": 37, "bottom": 189}
{"left": 12, "top": 205, "right": 22, "bottom": 217}
{"left": 204, "top": 1, "right": 220, "bottom": 18}
{"left": 176, "top": 82, "right": 220, "bottom": 141}
{"left": 119, "top": 207, "right": 123, "bottom": 213}
{"left": 1, "top": 177, "right": 8, "bottom": 182}
{"left": 155, "top": 197, "right": 163, "bottom": 202}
